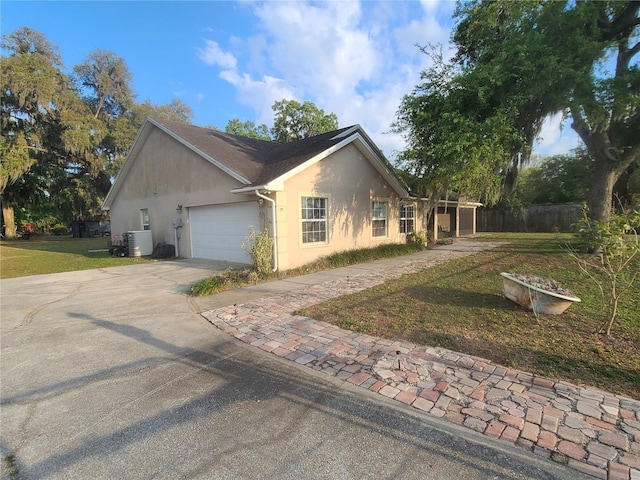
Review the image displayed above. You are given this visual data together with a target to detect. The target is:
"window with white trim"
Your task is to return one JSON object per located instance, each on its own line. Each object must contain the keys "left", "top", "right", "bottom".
{"left": 400, "top": 204, "right": 415, "bottom": 234}
{"left": 141, "top": 209, "right": 150, "bottom": 230}
{"left": 301, "top": 197, "right": 327, "bottom": 244}
{"left": 372, "top": 201, "right": 388, "bottom": 237}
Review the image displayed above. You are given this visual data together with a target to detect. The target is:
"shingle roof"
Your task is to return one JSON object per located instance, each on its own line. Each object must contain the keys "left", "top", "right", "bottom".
{"left": 150, "top": 117, "right": 356, "bottom": 187}
{"left": 103, "top": 117, "right": 408, "bottom": 210}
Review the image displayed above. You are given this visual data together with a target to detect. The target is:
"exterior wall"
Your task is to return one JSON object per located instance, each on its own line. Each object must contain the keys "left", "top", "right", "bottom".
{"left": 459, "top": 207, "right": 475, "bottom": 236}
{"left": 433, "top": 205, "right": 455, "bottom": 239}
{"left": 108, "top": 127, "right": 253, "bottom": 257}
{"left": 273, "top": 144, "right": 405, "bottom": 270}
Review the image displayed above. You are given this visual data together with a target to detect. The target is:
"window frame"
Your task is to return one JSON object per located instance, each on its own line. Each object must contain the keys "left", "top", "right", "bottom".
{"left": 301, "top": 196, "right": 328, "bottom": 245}
{"left": 141, "top": 208, "right": 150, "bottom": 231}
{"left": 400, "top": 203, "right": 415, "bottom": 234}
{"left": 371, "top": 200, "right": 388, "bottom": 238}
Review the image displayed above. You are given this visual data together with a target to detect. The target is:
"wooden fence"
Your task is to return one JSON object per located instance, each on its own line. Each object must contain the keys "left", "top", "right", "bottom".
{"left": 477, "top": 203, "right": 583, "bottom": 233}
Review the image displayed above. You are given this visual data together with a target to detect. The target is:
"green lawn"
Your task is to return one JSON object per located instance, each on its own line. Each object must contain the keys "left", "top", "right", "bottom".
{"left": 299, "top": 233, "right": 640, "bottom": 399}
{"left": 0, "top": 235, "right": 151, "bottom": 278}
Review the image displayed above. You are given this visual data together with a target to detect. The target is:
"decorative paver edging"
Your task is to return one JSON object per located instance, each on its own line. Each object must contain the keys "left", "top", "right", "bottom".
{"left": 201, "top": 242, "right": 640, "bottom": 480}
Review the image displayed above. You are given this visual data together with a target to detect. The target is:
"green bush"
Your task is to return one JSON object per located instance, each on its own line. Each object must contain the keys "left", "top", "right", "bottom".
{"left": 190, "top": 276, "right": 224, "bottom": 296}
{"left": 190, "top": 268, "right": 255, "bottom": 296}
{"left": 51, "top": 224, "right": 70, "bottom": 235}
{"left": 406, "top": 231, "right": 428, "bottom": 248}
{"left": 34, "top": 215, "right": 64, "bottom": 235}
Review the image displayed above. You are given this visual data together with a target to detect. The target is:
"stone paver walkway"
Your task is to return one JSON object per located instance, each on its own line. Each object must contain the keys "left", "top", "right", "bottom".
{"left": 201, "top": 241, "right": 640, "bottom": 480}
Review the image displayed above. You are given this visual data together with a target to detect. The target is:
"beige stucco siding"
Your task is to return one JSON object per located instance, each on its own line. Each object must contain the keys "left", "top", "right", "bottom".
{"left": 108, "top": 127, "right": 249, "bottom": 257}
{"left": 275, "top": 144, "right": 405, "bottom": 270}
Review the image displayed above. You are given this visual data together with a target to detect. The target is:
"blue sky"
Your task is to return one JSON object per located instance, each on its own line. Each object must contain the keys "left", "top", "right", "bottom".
{"left": 2, "top": 0, "right": 580, "bottom": 160}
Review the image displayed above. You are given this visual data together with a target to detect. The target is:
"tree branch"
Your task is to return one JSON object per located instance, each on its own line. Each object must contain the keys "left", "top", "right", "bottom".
{"left": 569, "top": 105, "right": 591, "bottom": 143}
{"left": 599, "top": 2, "right": 640, "bottom": 42}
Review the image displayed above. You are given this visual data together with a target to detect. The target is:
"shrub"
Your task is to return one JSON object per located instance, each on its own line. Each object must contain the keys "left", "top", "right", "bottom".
{"left": 570, "top": 205, "right": 640, "bottom": 335}
{"left": 51, "top": 224, "right": 70, "bottom": 235}
{"left": 34, "top": 215, "right": 65, "bottom": 235}
{"left": 242, "top": 226, "right": 274, "bottom": 276}
{"left": 190, "top": 268, "right": 255, "bottom": 296}
{"left": 406, "top": 231, "right": 428, "bottom": 248}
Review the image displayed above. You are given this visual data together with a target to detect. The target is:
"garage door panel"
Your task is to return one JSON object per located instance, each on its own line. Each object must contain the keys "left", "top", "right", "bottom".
{"left": 190, "top": 202, "right": 259, "bottom": 263}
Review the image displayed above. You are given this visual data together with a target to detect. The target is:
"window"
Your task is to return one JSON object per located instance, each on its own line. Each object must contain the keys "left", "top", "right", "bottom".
{"left": 400, "top": 204, "right": 415, "bottom": 234}
{"left": 141, "top": 209, "right": 150, "bottom": 230}
{"left": 301, "top": 197, "right": 327, "bottom": 244}
{"left": 372, "top": 201, "right": 388, "bottom": 237}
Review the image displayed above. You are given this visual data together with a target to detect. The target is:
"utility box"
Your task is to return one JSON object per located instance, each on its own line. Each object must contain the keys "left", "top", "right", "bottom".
{"left": 126, "top": 230, "right": 153, "bottom": 257}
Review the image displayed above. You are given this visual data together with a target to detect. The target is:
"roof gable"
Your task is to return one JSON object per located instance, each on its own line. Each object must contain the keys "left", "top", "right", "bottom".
{"left": 241, "top": 128, "right": 408, "bottom": 195}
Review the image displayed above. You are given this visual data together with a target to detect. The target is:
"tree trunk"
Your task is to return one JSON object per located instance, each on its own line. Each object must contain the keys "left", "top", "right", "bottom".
{"left": 571, "top": 110, "right": 634, "bottom": 222}
{"left": 586, "top": 157, "right": 620, "bottom": 222}
{"left": 1, "top": 201, "right": 17, "bottom": 238}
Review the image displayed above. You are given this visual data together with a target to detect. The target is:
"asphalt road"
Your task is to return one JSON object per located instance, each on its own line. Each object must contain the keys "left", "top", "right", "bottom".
{"left": 0, "top": 261, "right": 586, "bottom": 479}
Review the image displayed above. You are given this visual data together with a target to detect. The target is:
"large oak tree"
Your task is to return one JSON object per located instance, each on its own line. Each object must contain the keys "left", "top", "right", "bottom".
{"left": 394, "top": 0, "right": 639, "bottom": 221}
{"left": 226, "top": 99, "right": 339, "bottom": 142}
{"left": 1, "top": 27, "right": 68, "bottom": 236}
{"left": 271, "top": 99, "right": 338, "bottom": 142}
{"left": 1, "top": 27, "right": 194, "bottom": 236}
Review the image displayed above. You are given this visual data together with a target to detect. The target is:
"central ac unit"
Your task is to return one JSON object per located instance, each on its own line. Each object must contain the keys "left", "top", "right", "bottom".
{"left": 126, "top": 230, "right": 153, "bottom": 257}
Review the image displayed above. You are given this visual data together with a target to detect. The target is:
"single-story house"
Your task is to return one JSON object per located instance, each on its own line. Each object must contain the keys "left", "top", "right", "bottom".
{"left": 102, "top": 117, "right": 479, "bottom": 270}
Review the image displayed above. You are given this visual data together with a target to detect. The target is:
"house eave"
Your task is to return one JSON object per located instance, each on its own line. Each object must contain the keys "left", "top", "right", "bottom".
{"left": 435, "top": 199, "right": 484, "bottom": 207}
{"left": 102, "top": 120, "right": 152, "bottom": 210}
{"left": 231, "top": 183, "right": 284, "bottom": 194}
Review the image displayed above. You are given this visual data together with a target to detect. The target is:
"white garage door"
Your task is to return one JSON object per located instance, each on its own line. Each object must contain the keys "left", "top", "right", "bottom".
{"left": 190, "top": 202, "right": 259, "bottom": 263}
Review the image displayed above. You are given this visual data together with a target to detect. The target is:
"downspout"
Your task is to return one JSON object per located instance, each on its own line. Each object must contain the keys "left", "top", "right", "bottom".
{"left": 254, "top": 190, "right": 278, "bottom": 272}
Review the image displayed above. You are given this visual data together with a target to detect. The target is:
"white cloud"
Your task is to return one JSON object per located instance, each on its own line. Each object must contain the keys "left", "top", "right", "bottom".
{"left": 195, "top": 0, "right": 455, "bottom": 160}
{"left": 193, "top": 0, "right": 581, "bottom": 163}
{"left": 219, "top": 70, "right": 295, "bottom": 124}
{"left": 251, "top": 1, "right": 379, "bottom": 98}
{"left": 393, "top": 16, "right": 450, "bottom": 58}
{"left": 534, "top": 112, "right": 581, "bottom": 157}
{"left": 241, "top": 0, "right": 422, "bottom": 158}
{"left": 420, "top": 0, "right": 441, "bottom": 12}
{"left": 197, "top": 39, "right": 237, "bottom": 69}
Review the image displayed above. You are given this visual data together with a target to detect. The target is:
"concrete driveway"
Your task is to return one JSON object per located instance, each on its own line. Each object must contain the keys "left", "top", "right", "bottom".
{"left": 0, "top": 261, "right": 583, "bottom": 479}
